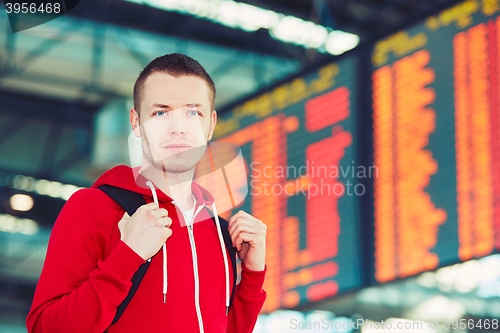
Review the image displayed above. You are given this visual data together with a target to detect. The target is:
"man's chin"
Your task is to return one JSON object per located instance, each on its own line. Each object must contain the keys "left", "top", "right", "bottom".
{"left": 153, "top": 161, "right": 197, "bottom": 174}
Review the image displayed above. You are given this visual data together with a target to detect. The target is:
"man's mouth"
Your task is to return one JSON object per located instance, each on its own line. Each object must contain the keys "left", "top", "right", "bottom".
{"left": 164, "top": 144, "right": 192, "bottom": 152}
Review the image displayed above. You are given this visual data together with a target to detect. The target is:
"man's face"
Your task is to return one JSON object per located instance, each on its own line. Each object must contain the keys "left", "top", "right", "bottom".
{"left": 130, "top": 72, "right": 217, "bottom": 174}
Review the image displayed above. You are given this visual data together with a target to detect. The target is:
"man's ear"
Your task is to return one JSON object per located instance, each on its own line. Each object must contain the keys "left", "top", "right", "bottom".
{"left": 130, "top": 108, "right": 141, "bottom": 138}
{"left": 208, "top": 110, "right": 217, "bottom": 141}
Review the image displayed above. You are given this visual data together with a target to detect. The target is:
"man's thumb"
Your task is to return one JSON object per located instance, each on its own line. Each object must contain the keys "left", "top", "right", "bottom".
{"left": 118, "top": 212, "right": 131, "bottom": 230}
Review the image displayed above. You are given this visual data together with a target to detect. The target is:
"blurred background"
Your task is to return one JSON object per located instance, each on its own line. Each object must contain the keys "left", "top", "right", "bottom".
{"left": 1, "top": 0, "right": 500, "bottom": 332}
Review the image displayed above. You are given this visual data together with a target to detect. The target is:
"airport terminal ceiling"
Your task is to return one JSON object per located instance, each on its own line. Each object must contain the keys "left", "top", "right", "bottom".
{"left": 2, "top": 0, "right": 493, "bottom": 330}
{"left": 0, "top": 0, "right": 464, "bottom": 186}
{"left": 0, "top": 0, "right": 465, "bottom": 226}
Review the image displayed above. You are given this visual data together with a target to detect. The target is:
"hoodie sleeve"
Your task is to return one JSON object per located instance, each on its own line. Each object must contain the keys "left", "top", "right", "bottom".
{"left": 227, "top": 262, "right": 267, "bottom": 333}
{"left": 26, "top": 188, "right": 146, "bottom": 333}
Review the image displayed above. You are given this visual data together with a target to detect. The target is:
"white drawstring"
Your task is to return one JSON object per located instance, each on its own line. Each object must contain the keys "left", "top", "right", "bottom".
{"left": 144, "top": 180, "right": 228, "bottom": 317}
{"left": 211, "top": 203, "right": 230, "bottom": 315}
{"left": 145, "top": 180, "right": 167, "bottom": 304}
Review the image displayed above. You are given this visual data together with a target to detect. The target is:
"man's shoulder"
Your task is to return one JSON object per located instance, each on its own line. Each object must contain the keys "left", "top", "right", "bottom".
{"left": 70, "top": 187, "right": 116, "bottom": 202}
{"left": 51, "top": 187, "right": 125, "bottom": 238}
{"left": 65, "top": 187, "right": 123, "bottom": 214}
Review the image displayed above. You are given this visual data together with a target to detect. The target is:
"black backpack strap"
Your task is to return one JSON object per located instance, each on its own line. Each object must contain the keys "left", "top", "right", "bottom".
{"left": 99, "top": 184, "right": 147, "bottom": 217}
{"left": 210, "top": 214, "right": 237, "bottom": 307}
{"left": 99, "top": 185, "right": 238, "bottom": 326}
{"left": 98, "top": 185, "right": 150, "bottom": 326}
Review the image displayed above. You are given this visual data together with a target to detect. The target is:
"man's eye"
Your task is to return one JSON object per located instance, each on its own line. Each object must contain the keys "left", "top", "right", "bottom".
{"left": 154, "top": 111, "right": 167, "bottom": 117}
{"left": 187, "top": 110, "right": 200, "bottom": 116}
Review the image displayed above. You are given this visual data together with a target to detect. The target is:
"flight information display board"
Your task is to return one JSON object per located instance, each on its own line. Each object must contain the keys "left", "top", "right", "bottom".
{"left": 214, "top": 57, "right": 363, "bottom": 312}
{"left": 372, "top": 0, "right": 500, "bottom": 284}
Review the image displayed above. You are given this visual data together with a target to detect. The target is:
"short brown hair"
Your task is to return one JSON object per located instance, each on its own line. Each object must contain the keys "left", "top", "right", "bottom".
{"left": 133, "top": 53, "right": 216, "bottom": 115}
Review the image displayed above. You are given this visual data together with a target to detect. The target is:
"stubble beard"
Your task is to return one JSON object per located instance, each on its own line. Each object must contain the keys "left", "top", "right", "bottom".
{"left": 142, "top": 140, "right": 207, "bottom": 174}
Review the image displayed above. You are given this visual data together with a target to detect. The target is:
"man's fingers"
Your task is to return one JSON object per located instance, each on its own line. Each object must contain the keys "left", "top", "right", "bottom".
{"left": 229, "top": 221, "right": 247, "bottom": 238}
{"left": 147, "top": 208, "right": 169, "bottom": 220}
{"left": 141, "top": 202, "right": 159, "bottom": 209}
{"left": 230, "top": 223, "right": 257, "bottom": 247}
{"left": 155, "top": 208, "right": 169, "bottom": 218}
{"left": 162, "top": 227, "right": 173, "bottom": 240}
{"left": 229, "top": 220, "right": 244, "bottom": 238}
{"left": 229, "top": 217, "right": 252, "bottom": 235}
{"left": 229, "top": 217, "right": 263, "bottom": 235}
{"left": 228, "top": 210, "right": 248, "bottom": 227}
{"left": 157, "top": 217, "right": 172, "bottom": 227}
{"left": 233, "top": 232, "right": 256, "bottom": 251}
{"left": 140, "top": 202, "right": 168, "bottom": 213}
{"left": 233, "top": 233, "right": 244, "bottom": 251}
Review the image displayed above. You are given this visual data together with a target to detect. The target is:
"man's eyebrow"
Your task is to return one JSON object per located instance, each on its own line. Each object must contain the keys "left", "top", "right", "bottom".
{"left": 150, "top": 103, "right": 170, "bottom": 109}
{"left": 186, "top": 103, "right": 204, "bottom": 108}
{"left": 149, "top": 103, "right": 204, "bottom": 109}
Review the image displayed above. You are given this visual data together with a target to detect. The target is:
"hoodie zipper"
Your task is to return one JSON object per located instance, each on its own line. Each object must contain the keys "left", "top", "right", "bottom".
{"left": 174, "top": 202, "right": 205, "bottom": 333}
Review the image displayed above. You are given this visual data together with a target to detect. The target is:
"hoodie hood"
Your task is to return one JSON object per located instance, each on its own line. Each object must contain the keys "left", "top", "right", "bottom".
{"left": 92, "top": 165, "right": 215, "bottom": 206}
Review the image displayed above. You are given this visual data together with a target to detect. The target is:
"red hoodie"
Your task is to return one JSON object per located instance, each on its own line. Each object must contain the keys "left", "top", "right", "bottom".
{"left": 26, "top": 165, "right": 266, "bottom": 333}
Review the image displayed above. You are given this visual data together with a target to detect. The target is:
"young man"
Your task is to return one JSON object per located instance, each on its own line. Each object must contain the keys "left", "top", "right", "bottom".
{"left": 26, "top": 54, "right": 267, "bottom": 333}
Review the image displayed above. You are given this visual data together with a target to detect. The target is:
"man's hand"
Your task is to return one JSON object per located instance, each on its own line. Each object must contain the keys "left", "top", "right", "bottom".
{"left": 228, "top": 211, "right": 266, "bottom": 271}
{"left": 118, "top": 203, "right": 172, "bottom": 260}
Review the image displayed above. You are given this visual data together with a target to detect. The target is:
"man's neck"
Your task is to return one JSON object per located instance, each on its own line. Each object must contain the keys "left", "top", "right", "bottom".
{"left": 139, "top": 164, "right": 195, "bottom": 211}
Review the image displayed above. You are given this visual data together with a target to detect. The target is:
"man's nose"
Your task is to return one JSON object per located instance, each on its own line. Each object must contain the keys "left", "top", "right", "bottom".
{"left": 168, "top": 110, "right": 187, "bottom": 135}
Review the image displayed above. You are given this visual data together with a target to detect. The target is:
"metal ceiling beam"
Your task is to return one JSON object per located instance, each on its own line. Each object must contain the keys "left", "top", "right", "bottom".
{"left": 210, "top": 50, "right": 249, "bottom": 81}
{"left": 38, "top": 122, "right": 63, "bottom": 179}
{"left": 0, "top": 21, "right": 84, "bottom": 81}
{"left": 0, "top": 91, "right": 98, "bottom": 124}
{"left": 0, "top": 117, "right": 27, "bottom": 148}
{"left": 2, "top": 21, "right": 16, "bottom": 66}
{"left": 90, "top": 23, "right": 105, "bottom": 88}
{"left": 112, "top": 27, "right": 153, "bottom": 68}
{"left": 37, "top": 148, "right": 88, "bottom": 180}
{"left": 0, "top": 91, "right": 95, "bottom": 181}
{"left": 66, "top": 0, "right": 310, "bottom": 62}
